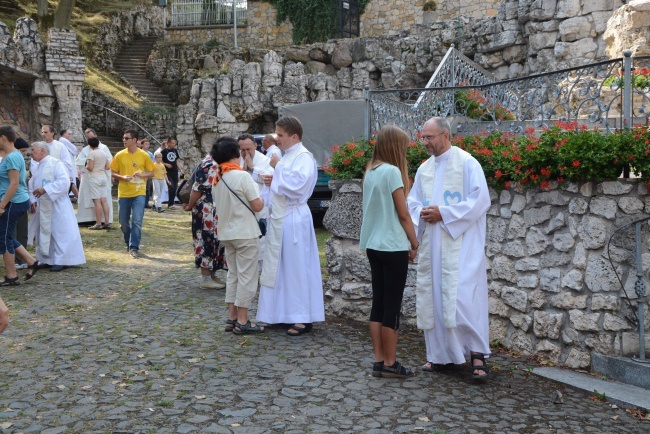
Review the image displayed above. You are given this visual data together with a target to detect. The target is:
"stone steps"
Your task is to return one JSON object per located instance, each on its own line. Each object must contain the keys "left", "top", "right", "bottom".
{"left": 113, "top": 36, "right": 174, "bottom": 107}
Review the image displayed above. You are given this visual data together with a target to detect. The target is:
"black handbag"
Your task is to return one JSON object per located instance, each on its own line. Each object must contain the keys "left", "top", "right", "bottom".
{"left": 177, "top": 164, "right": 200, "bottom": 204}
{"left": 220, "top": 176, "right": 266, "bottom": 238}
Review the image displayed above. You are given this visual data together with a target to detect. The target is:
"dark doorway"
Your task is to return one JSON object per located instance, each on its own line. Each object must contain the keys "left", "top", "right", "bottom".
{"left": 332, "top": 0, "right": 360, "bottom": 39}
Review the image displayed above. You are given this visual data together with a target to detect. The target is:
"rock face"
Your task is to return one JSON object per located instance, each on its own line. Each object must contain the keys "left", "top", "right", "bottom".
{"left": 605, "top": 0, "right": 650, "bottom": 57}
{"left": 325, "top": 179, "right": 650, "bottom": 368}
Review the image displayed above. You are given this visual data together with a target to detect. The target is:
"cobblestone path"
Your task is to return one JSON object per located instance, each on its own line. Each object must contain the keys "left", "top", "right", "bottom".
{"left": 0, "top": 210, "right": 647, "bottom": 433}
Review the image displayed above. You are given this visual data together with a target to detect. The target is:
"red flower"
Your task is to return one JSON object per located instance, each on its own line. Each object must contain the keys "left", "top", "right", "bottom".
{"left": 530, "top": 174, "right": 540, "bottom": 182}
{"left": 330, "top": 144, "right": 340, "bottom": 153}
{"left": 540, "top": 167, "right": 551, "bottom": 177}
{"left": 525, "top": 126, "right": 536, "bottom": 135}
{"left": 504, "top": 181, "right": 511, "bottom": 189}
{"left": 557, "top": 177, "right": 564, "bottom": 183}
{"left": 368, "top": 139, "right": 376, "bottom": 146}
{"left": 355, "top": 150, "right": 364, "bottom": 158}
{"left": 415, "top": 132, "right": 422, "bottom": 139}
{"left": 346, "top": 142, "right": 357, "bottom": 150}
{"left": 342, "top": 158, "right": 351, "bottom": 165}
{"left": 540, "top": 180, "right": 550, "bottom": 191}
{"left": 572, "top": 160, "right": 581, "bottom": 167}
{"left": 205, "top": 220, "right": 213, "bottom": 229}
{"left": 494, "top": 170, "right": 503, "bottom": 179}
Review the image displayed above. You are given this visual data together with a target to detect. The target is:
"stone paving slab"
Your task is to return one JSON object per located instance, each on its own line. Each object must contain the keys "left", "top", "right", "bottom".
{"left": 0, "top": 210, "right": 648, "bottom": 433}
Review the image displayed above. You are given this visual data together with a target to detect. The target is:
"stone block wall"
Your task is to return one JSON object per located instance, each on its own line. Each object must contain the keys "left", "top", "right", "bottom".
{"left": 324, "top": 179, "right": 650, "bottom": 368}
{"left": 359, "top": 0, "right": 425, "bottom": 37}
{"left": 428, "top": 0, "right": 501, "bottom": 20}
{"left": 164, "top": 1, "right": 292, "bottom": 49}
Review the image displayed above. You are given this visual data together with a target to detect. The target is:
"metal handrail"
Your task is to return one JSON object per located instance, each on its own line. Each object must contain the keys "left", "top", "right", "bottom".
{"left": 607, "top": 216, "right": 649, "bottom": 363}
{"left": 81, "top": 99, "right": 163, "bottom": 147}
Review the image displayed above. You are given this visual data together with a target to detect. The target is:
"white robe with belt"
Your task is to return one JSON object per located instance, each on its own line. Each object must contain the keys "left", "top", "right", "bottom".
{"left": 28, "top": 156, "right": 86, "bottom": 266}
{"left": 407, "top": 147, "right": 491, "bottom": 364}
{"left": 75, "top": 144, "right": 114, "bottom": 224}
{"left": 240, "top": 150, "right": 273, "bottom": 263}
{"left": 257, "top": 143, "right": 325, "bottom": 324}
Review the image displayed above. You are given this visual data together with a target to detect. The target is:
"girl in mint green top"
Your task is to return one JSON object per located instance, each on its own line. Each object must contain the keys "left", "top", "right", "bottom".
{"left": 359, "top": 163, "right": 410, "bottom": 251}
{"left": 359, "top": 125, "right": 419, "bottom": 380}
{"left": 0, "top": 151, "right": 29, "bottom": 204}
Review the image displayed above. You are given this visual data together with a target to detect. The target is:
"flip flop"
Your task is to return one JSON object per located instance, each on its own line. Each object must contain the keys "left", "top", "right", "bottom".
{"left": 286, "top": 323, "right": 313, "bottom": 336}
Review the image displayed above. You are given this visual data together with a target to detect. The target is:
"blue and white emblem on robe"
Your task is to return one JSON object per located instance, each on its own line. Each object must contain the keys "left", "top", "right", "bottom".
{"left": 443, "top": 190, "right": 462, "bottom": 206}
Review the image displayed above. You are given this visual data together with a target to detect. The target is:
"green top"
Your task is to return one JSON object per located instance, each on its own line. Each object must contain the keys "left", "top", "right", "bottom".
{"left": 359, "top": 163, "right": 409, "bottom": 252}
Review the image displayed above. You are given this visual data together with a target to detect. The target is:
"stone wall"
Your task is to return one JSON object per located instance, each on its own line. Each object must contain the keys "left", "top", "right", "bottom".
{"left": 324, "top": 179, "right": 650, "bottom": 368}
{"left": 0, "top": 18, "right": 86, "bottom": 145}
{"left": 82, "top": 88, "right": 176, "bottom": 146}
{"left": 164, "top": 1, "right": 292, "bottom": 49}
{"left": 426, "top": 0, "right": 501, "bottom": 21}
{"left": 359, "top": 0, "right": 425, "bottom": 38}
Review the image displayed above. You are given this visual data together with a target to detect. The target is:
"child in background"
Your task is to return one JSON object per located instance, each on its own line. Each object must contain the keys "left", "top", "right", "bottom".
{"left": 152, "top": 152, "right": 170, "bottom": 213}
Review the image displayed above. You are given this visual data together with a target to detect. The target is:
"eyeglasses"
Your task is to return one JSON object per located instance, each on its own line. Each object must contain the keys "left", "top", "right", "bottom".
{"left": 122, "top": 137, "right": 133, "bottom": 141}
{"left": 421, "top": 132, "right": 446, "bottom": 141}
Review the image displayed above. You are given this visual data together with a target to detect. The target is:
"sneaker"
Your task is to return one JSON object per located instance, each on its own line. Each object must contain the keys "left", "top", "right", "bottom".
{"left": 157, "top": 207, "right": 164, "bottom": 213}
{"left": 168, "top": 206, "right": 176, "bottom": 210}
{"left": 15, "top": 262, "right": 28, "bottom": 270}
{"left": 199, "top": 279, "right": 225, "bottom": 290}
{"left": 129, "top": 249, "right": 140, "bottom": 259}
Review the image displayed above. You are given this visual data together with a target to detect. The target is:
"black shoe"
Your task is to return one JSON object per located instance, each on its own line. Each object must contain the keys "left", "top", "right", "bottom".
{"left": 50, "top": 265, "right": 64, "bottom": 272}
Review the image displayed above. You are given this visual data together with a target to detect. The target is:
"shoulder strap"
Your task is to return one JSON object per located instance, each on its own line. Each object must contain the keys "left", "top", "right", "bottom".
{"left": 220, "top": 175, "right": 257, "bottom": 219}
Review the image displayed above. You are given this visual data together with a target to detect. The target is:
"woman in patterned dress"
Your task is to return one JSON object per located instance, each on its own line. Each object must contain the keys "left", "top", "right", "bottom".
{"left": 183, "top": 154, "right": 226, "bottom": 289}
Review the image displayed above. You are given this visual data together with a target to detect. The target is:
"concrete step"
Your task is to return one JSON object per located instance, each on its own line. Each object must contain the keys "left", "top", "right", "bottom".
{"left": 534, "top": 367, "right": 650, "bottom": 412}
{"left": 592, "top": 353, "right": 650, "bottom": 390}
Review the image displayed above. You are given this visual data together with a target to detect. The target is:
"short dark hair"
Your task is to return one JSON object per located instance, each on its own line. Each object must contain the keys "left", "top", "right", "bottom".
{"left": 166, "top": 137, "right": 176, "bottom": 144}
{"left": 43, "top": 125, "right": 55, "bottom": 133}
{"left": 88, "top": 137, "right": 100, "bottom": 148}
{"left": 15, "top": 137, "right": 29, "bottom": 149}
{"left": 237, "top": 133, "right": 255, "bottom": 144}
{"left": 124, "top": 129, "right": 139, "bottom": 140}
{"left": 84, "top": 128, "right": 97, "bottom": 137}
{"left": 60, "top": 129, "right": 67, "bottom": 136}
{"left": 0, "top": 126, "right": 16, "bottom": 143}
{"left": 211, "top": 136, "right": 240, "bottom": 164}
{"left": 276, "top": 116, "right": 303, "bottom": 139}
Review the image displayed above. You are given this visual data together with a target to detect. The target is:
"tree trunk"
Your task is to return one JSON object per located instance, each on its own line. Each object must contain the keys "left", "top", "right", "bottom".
{"left": 53, "top": 0, "right": 76, "bottom": 29}
{"left": 37, "top": 0, "right": 48, "bottom": 17}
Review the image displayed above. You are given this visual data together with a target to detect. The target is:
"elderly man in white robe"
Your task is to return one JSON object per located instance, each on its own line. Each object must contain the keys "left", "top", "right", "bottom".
{"left": 258, "top": 117, "right": 325, "bottom": 336}
{"left": 76, "top": 128, "right": 114, "bottom": 225}
{"left": 238, "top": 134, "right": 273, "bottom": 267}
{"left": 36, "top": 126, "right": 75, "bottom": 193}
{"left": 407, "top": 117, "right": 492, "bottom": 379}
{"left": 28, "top": 142, "right": 86, "bottom": 271}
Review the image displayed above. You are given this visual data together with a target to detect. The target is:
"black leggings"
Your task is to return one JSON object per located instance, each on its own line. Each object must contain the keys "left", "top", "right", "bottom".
{"left": 168, "top": 172, "right": 179, "bottom": 206}
{"left": 367, "top": 248, "right": 409, "bottom": 330}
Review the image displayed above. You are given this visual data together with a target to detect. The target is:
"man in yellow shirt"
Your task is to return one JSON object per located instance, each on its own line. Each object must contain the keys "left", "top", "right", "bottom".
{"left": 110, "top": 130, "right": 155, "bottom": 259}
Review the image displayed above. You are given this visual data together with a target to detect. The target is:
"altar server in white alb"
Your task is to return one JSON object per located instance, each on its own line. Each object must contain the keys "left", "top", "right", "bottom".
{"left": 407, "top": 117, "right": 491, "bottom": 379}
{"left": 258, "top": 116, "right": 325, "bottom": 336}
{"left": 28, "top": 142, "right": 86, "bottom": 271}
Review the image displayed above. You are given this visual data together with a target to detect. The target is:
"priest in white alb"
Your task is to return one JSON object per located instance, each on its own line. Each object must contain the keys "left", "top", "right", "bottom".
{"left": 27, "top": 141, "right": 86, "bottom": 271}
{"left": 257, "top": 117, "right": 325, "bottom": 336}
{"left": 407, "top": 117, "right": 491, "bottom": 379}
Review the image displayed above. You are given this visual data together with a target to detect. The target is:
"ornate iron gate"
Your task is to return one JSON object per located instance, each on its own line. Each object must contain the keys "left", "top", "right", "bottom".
{"left": 332, "top": 0, "right": 360, "bottom": 39}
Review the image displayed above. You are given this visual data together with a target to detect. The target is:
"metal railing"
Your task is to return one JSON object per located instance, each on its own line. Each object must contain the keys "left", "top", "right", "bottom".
{"left": 367, "top": 48, "right": 650, "bottom": 139}
{"left": 169, "top": 0, "right": 247, "bottom": 27}
{"left": 608, "top": 217, "right": 650, "bottom": 363}
{"left": 81, "top": 100, "right": 164, "bottom": 147}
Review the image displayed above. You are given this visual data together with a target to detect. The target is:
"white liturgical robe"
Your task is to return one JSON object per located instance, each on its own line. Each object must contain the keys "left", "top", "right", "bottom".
{"left": 75, "top": 143, "right": 114, "bottom": 224}
{"left": 240, "top": 150, "right": 273, "bottom": 262}
{"left": 257, "top": 142, "right": 325, "bottom": 324}
{"left": 407, "top": 146, "right": 491, "bottom": 364}
{"left": 28, "top": 156, "right": 86, "bottom": 266}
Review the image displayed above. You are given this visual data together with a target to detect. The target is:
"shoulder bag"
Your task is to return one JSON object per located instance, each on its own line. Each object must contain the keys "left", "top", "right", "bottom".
{"left": 177, "top": 164, "right": 200, "bottom": 204}
{"left": 220, "top": 176, "right": 266, "bottom": 238}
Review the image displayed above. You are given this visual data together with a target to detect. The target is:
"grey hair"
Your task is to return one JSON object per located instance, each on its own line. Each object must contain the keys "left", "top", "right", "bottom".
{"left": 31, "top": 141, "right": 50, "bottom": 154}
{"left": 426, "top": 117, "right": 452, "bottom": 137}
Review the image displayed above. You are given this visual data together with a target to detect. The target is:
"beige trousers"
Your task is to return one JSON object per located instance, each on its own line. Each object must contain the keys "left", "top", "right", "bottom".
{"left": 222, "top": 238, "right": 259, "bottom": 309}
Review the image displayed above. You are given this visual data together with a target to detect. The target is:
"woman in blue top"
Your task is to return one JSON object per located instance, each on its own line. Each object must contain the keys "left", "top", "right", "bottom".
{"left": 360, "top": 125, "right": 419, "bottom": 379}
{"left": 0, "top": 127, "right": 42, "bottom": 286}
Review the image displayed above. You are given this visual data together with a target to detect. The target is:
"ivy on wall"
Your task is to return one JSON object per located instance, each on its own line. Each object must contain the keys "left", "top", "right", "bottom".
{"left": 261, "top": 0, "right": 371, "bottom": 44}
